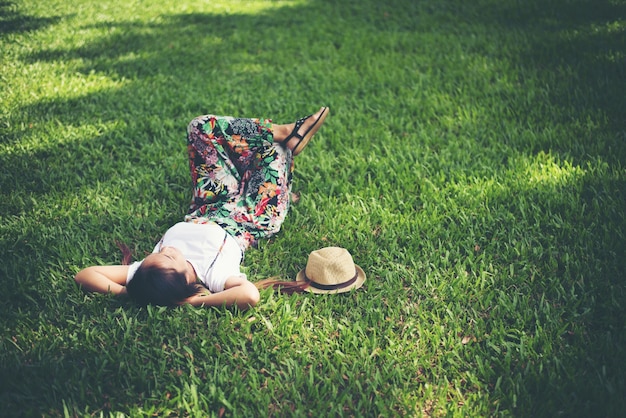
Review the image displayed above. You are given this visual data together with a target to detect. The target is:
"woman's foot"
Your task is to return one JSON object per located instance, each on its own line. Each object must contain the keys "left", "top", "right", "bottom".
{"left": 274, "top": 107, "right": 329, "bottom": 156}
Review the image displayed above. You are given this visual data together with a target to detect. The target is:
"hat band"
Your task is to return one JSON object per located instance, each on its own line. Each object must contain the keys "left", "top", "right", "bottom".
{"left": 304, "top": 270, "right": 358, "bottom": 291}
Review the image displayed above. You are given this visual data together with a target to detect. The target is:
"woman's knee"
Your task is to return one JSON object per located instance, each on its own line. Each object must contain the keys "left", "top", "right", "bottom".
{"left": 188, "top": 115, "right": 221, "bottom": 140}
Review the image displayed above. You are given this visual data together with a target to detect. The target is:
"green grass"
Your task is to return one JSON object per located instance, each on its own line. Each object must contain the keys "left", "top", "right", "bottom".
{"left": 1, "top": 0, "right": 625, "bottom": 416}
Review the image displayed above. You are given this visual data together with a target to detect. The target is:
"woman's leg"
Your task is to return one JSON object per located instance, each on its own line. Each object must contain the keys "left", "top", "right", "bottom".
{"left": 184, "top": 115, "right": 294, "bottom": 250}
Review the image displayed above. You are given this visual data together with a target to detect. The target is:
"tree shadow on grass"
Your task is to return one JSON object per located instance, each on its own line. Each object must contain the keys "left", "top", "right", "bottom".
{"left": 471, "top": 163, "right": 625, "bottom": 416}
{"left": 15, "top": 0, "right": 626, "bottom": 148}
{"left": 473, "top": 0, "right": 626, "bottom": 163}
{"left": 430, "top": 1, "right": 626, "bottom": 414}
{"left": 430, "top": 1, "right": 625, "bottom": 414}
{"left": 0, "top": 1, "right": 63, "bottom": 35}
{"left": 0, "top": 299, "right": 230, "bottom": 416}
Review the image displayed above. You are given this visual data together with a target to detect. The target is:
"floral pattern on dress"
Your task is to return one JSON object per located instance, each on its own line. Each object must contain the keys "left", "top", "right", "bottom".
{"left": 184, "top": 115, "right": 294, "bottom": 250}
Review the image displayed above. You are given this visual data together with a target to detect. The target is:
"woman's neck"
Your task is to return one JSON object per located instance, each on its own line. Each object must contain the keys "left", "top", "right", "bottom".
{"left": 186, "top": 261, "right": 198, "bottom": 284}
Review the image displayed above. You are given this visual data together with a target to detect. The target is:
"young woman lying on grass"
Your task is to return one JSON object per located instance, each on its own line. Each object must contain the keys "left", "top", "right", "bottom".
{"left": 75, "top": 107, "right": 329, "bottom": 310}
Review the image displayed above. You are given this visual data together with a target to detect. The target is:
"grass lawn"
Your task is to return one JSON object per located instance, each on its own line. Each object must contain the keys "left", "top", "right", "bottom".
{"left": 1, "top": 0, "right": 625, "bottom": 416}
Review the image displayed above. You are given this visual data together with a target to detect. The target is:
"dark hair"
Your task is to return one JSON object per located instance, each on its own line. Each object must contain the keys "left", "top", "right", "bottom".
{"left": 254, "top": 277, "right": 310, "bottom": 294}
{"left": 126, "top": 263, "right": 202, "bottom": 306}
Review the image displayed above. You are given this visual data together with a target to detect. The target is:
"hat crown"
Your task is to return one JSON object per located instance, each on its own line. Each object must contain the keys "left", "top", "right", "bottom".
{"left": 305, "top": 247, "right": 356, "bottom": 285}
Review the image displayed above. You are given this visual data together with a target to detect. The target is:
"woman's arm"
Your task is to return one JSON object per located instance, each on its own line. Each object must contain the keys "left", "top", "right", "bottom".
{"left": 75, "top": 265, "right": 129, "bottom": 295}
{"left": 184, "top": 276, "right": 260, "bottom": 310}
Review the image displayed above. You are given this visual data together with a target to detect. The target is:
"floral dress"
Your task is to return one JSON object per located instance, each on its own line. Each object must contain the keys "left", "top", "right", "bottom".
{"left": 184, "top": 115, "right": 294, "bottom": 251}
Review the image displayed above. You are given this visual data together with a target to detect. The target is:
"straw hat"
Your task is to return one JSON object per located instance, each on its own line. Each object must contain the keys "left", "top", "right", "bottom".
{"left": 296, "top": 247, "right": 366, "bottom": 294}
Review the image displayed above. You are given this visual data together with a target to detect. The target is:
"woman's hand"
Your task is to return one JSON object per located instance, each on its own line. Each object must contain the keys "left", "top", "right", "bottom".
{"left": 184, "top": 276, "right": 260, "bottom": 309}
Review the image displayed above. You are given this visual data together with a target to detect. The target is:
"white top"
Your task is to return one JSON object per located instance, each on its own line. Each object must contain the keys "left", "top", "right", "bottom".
{"left": 126, "top": 222, "right": 245, "bottom": 293}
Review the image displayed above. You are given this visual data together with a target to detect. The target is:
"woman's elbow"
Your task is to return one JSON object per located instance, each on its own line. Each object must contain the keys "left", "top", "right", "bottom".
{"left": 74, "top": 267, "right": 90, "bottom": 285}
{"left": 241, "top": 284, "right": 260, "bottom": 308}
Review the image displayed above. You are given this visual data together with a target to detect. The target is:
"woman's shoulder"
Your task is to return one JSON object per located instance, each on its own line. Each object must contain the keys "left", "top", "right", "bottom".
{"left": 126, "top": 260, "right": 143, "bottom": 283}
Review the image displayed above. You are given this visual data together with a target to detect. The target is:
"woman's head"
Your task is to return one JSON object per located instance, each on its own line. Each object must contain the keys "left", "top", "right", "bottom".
{"left": 126, "top": 247, "right": 201, "bottom": 306}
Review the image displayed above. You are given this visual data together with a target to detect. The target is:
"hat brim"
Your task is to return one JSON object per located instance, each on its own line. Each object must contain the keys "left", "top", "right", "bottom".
{"left": 295, "top": 264, "right": 366, "bottom": 294}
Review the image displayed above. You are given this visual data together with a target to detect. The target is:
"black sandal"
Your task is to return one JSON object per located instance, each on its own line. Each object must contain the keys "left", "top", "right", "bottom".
{"left": 283, "top": 107, "right": 329, "bottom": 156}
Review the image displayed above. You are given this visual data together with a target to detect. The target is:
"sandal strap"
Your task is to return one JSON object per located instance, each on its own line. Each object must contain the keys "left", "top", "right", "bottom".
{"left": 284, "top": 114, "right": 312, "bottom": 142}
{"left": 281, "top": 107, "right": 328, "bottom": 156}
